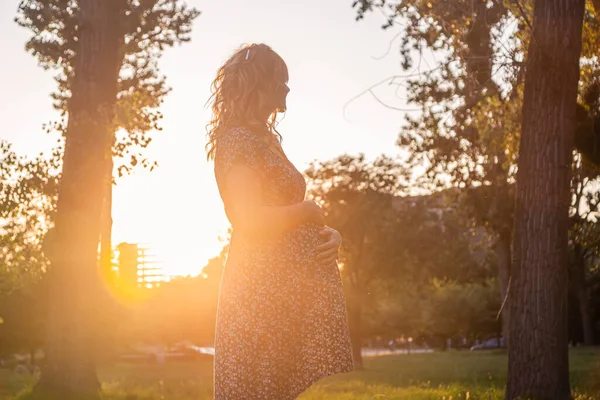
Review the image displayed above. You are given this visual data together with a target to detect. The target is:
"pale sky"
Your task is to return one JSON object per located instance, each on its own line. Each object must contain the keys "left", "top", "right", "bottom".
{"left": 0, "top": 0, "right": 419, "bottom": 276}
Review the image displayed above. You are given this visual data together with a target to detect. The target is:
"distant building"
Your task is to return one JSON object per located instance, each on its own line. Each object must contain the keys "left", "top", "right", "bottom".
{"left": 116, "top": 242, "right": 166, "bottom": 289}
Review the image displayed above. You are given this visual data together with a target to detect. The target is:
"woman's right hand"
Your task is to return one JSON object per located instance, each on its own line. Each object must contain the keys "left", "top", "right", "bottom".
{"left": 302, "top": 200, "right": 325, "bottom": 226}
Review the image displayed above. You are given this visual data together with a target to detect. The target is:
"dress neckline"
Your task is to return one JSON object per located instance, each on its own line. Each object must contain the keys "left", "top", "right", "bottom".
{"left": 265, "top": 141, "right": 291, "bottom": 164}
{"left": 254, "top": 131, "right": 292, "bottom": 166}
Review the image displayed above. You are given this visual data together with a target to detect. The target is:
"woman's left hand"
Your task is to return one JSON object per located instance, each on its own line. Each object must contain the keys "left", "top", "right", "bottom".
{"left": 316, "top": 226, "right": 342, "bottom": 267}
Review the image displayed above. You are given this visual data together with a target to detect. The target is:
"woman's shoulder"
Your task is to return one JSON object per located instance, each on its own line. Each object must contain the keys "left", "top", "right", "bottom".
{"left": 215, "top": 126, "right": 264, "bottom": 163}
{"left": 220, "top": 125, "right": 258, "bottom": 143}
{"left": 217, "top": 126, "right": 261, "bottom": 153}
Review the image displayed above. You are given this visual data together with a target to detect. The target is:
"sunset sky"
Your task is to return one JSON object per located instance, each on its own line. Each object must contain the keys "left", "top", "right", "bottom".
{"left": 0, "top": 0, "right": 422, "bottom": 276}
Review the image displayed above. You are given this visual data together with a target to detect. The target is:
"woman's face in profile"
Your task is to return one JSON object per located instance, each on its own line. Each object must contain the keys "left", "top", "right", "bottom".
{"left": 271, "top": 76, "right": 290, "bottom": 113}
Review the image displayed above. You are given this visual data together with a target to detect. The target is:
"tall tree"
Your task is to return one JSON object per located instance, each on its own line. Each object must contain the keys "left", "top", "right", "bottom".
{"left": 507, "top": 0, "right": 585, "bottom": 398}
{"left": 29, "top": 0, "right": 126, "bottom": 397}
{"left": 14, "top": 3, "right": 199, "bottom": 394}
{"left": 16, "top": 0, "right": 200, "bottom": 287}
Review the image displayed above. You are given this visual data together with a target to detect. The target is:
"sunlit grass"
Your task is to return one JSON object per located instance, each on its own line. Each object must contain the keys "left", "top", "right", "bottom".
{"left": 3, "top": 348, "right": 600, "bottom": 399}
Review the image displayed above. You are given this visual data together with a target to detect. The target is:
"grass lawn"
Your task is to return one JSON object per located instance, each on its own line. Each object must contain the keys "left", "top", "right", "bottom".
{"left": 2, "top": 348, "right": 600, "bottom": 399}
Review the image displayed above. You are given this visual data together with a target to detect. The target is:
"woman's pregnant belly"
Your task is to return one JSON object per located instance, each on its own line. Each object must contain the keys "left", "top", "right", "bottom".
{"left": 280, "top": 222, "right": 329, "bottom": 276}
{"left": 225, "top": 222, "right": 327, "bottom": 278}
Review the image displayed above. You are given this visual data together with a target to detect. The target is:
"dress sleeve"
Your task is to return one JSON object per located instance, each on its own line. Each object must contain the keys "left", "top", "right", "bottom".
{"left": 214, "top": 126, "right": 264, "bottom": 188}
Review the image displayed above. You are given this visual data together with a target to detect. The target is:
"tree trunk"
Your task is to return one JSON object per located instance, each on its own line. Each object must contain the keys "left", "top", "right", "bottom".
{"left": 577, "top": 279, "right": 594, "bottom": 346}
{"left": 507, "top": 1, "right": 585, "bottom": 399}
{"left": 572, "top": 244, "right": 594, "bottom": 346}
{"left": 495, "top": 232, "right": 511, "bottom": 347}
{"left": 33, "top": 1, "right": 124, "bottom": 398}
{"left": 99, "top": 163, "right": 113, "bottom": 286}
{"left": 346, "top": 230, "right": 368, "bottom": 369}
{"left": 347, "top": 296, "right": 364, "bottom": 369}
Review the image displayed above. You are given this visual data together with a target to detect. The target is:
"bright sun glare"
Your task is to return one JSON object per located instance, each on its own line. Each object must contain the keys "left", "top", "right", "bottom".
{"left": 112, "top": 164, "right": 227, "bottom": 278}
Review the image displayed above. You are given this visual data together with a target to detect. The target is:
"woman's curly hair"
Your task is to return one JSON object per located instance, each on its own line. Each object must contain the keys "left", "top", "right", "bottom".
{"left": 205, "top": 43, "right": 289, "bottom": 160}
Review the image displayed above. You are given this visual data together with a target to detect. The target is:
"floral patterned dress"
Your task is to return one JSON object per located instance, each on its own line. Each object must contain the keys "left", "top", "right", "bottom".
{"left": 213, "top": 126, "right": 354, "bottom": 399}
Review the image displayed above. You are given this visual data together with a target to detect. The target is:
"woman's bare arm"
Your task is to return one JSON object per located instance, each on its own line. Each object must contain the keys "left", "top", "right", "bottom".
{"left": 224, "top": 165, "right": 323, "bottom": 236}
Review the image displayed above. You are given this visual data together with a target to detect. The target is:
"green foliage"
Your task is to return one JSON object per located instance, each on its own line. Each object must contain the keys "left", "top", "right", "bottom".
{"left": 0, "top": 143, "right": 58, "bottom": 360}
{"left": 350, "top": 3, "right": 525, "bottom": 300}
{"left": 354, "top": 0, "right": 519, "bottom": 185}
{"left": 0, "top": 141, "right": 60, "bottom": 295}
{"left": 305, "top": 154, "right": 410, "bottom": 327}
{"left": 425, "top": 279, "right": 500, "bottom": 339}
{"left": 353, "top": 0, "right": 599, "bottom": 173}
{"left": 305, "top": 153, "right": 408, "bottom": 282}
{"left": 351, "top": 0, "right": 600, "bottom": 227}
{"left": 305, "top": 155, "right": 495, "bottom": 343}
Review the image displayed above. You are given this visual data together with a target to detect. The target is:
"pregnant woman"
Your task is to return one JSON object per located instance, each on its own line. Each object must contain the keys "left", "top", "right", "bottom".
{"left": 206, "top": 43, "right": 354, "bottom": 399}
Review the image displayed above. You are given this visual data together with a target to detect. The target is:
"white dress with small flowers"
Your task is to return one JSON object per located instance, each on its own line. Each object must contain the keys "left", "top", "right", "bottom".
{"left": 213, "top": 127, "right": 353, "bottom": 399}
